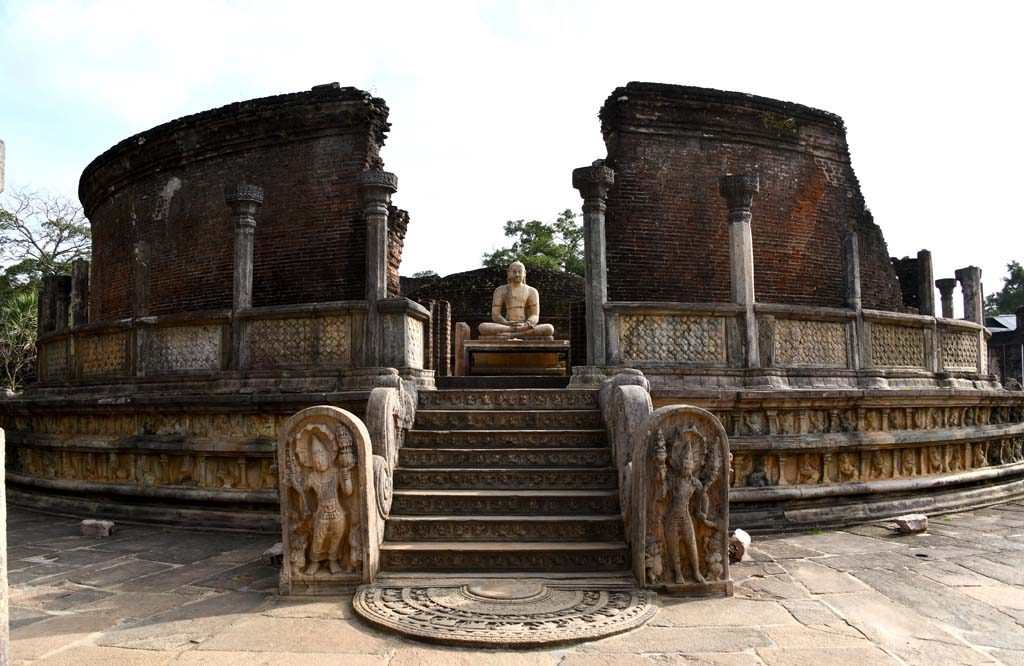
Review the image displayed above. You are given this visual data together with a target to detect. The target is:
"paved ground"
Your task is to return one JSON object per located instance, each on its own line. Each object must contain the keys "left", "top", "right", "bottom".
{"left": 6, "top": 502, "right": 1024, "bottom": 665}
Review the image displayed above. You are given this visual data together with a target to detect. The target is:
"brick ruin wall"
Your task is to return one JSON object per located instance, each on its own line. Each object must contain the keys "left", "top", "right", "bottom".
{"left": 404, "top": 267, "right": 584, "bottom": 341}
{"left": 80, "top": 86, "right": 406, "bottom": 323}
{"left": 599, "top": 83, "right": 904, "bottom": 311}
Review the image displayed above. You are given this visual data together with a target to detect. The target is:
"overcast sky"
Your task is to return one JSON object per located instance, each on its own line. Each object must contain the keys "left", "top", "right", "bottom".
{"left": 1, "top": 1, "right": 1020, "bottom": 314}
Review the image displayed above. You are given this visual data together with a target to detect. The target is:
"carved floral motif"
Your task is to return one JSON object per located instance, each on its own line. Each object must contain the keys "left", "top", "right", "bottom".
{"left": 774, "top": 320, "right": 847, "bottom": 368}
{"left": 619, "top": 315, "right": 726, "bottom": 365}
{"left": 870, "top": 325, "right": 925, "bottom": 368}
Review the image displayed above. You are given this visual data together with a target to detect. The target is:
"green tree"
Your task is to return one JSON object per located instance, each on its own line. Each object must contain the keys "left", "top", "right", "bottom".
{"left": 0, "top": 289, "right": 38, "bottom": 391}
{"left": 411, "top": 270, "right": 439, "bottom": 279}
{"left": 481, "top": 209, "right": 583, "bottom": 276}
{"left": 0, "top": 188, "right": 91, "bottom": 292}
{"left": 985, "top": 261, "right": 1024, "bottom": 315}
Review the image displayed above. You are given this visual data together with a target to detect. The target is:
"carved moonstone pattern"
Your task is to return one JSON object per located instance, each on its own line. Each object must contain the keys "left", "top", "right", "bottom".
{"left": 145, "top": 325, "right": 222, "bottom": 373}
{"left": 619, "top": 315, "right": 726, "bottom": 365}
{"left": 79, "top": 331, "right": 128, "bottom": 376}
{"left": 353, "top": 583, "right": 658, "bottom": 647}
{"left": 632, "top": 405, "right": 732, "bottom": 596}
{"left": 277, "top": 406, "right": 378, "bottom": 594}
{"left": 870, "top": 325, "right": 925, "bottom": 368}
{"left": 942, "top": 329, "right": 978, "bottom": 371}
{"left": 774, "top": 320, "right": 847, "bottom": 368}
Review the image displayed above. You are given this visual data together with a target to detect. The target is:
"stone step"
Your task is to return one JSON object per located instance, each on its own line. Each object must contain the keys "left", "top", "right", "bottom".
{"left": 393, "top": 467, "right": 618, "bottom": 490}
{"left": 405, "top": 429, "right": 607, "bottom": 449}
{"left": 414, "top": 409, "right": 602, "bottom": 430}
{"left": 436, "top": 376, "right": 570, "bottom": 390}
{"left": 390, "top": 489, "right": 621, "bottom": 516}
{"left": 399, "top": 447, "right": 612, "bottom": 468}
{"left": 384, "top": 515, "right": 624, "bottom": 542}
{"left": 380, "top": 541, "right": 630, "bottom": 572}
{"left": 418, "top": 389, "right": 599, "bottom": 411}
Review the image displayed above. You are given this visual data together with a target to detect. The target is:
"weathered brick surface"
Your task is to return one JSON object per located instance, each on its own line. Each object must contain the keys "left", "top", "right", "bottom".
{"left": 80, "top": 86, "right": 399, "bottom": 322}
{"left": 404, "top": 267, "right": 584, "bottom": 341}
{"left": 599, "top": 83, "right": 903, "bottom": 311}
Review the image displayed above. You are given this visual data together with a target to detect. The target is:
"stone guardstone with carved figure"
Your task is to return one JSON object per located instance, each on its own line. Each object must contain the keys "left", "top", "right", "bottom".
{"left": 277, "top": 406, "right": 379, "bottom": 595}
{"left": 352, "top": 581, "right": 658, "bottom": 647}
{"left": 632, "top": 405, "right": 733, "bottom": 596}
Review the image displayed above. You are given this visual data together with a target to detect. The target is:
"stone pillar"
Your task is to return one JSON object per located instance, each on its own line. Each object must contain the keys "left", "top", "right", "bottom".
{"left": 936, "top": 278, "right": 957, "bottom": 319}
{"left": 917, "top": 250, "right": 935, "bottom": 316}
{"left": 53, "top": 275, "right": 71, "bottom": 333}
{"left": 719, "top": 174, "right": 760, "bottom": 368}
{"left": 572, "top": 162, "right": 615, "bottom": 367}
{"left": 38, "top": 275, "right": 57, "bottom": 335}
{"left": 955, "top": 266, "right": 983, "bottom": 324}
{"left": 842, "top": 233, "right": 862, "bottom": 311}
{"left": 225, "top": 184, "right": 264, "bottom": 369}
{"left": 357, "top": 170, "right": 398, "bottom": 367}
{"left": 70, "top": 259, "right": 90, "bottom": 327}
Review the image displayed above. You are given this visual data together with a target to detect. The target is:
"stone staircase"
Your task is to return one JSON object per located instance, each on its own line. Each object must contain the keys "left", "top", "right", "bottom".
{"left": 380, "top": 388, "right": 630, "bottom": 573}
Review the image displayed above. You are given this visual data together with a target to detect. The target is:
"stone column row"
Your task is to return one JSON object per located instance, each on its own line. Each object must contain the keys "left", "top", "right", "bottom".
{"left": 935, "top": 267, "right": 983, "bottom": 324}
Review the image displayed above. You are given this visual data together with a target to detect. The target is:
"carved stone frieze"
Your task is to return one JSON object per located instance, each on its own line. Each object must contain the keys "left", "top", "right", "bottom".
{"left": 727, "top": 438, "right": 1024, "bottom": 488}
{"left": 415, "top": 410, "right": 602, "bottom": 429}
{"left": 394, "top": 468, "right": 617, "bottom": 490}
{"left": 941, "top": 330, "right": 979, "bottom": 372}
{"left": 632, "top": 405, "right": 731, "bottom": 596}
{"left": 619, "top": 315, "right": 726, "bottom": 365}
{"left": 277, "top": 406, "right": 377, "bottom": 594}
{"left": 870, "top": 325, "right": 926, "bottom": 368}
{"left": 79, "top": 331, "right": 128, "bottom": 376}
{"left": 320, "top": 316, "right": 351, "bottom": 365}
{"left": 401, "top": 448, "right": 611, "bottom": 468}
{"left": 418, "top": 390, "right": 599, "bottom": 410}
{"left": 385, "top": 518, "right": 623, "bottom": 542}
{"left": 145, "top": 325, "right": 222, "bottom": 373}
{"left": 42, "top": 340, "right": 69, "bottom": 380}
{"left": 250, "top": 315, "right": 351, "bottom": 369}
{"left": 774, "top": 319, "right": 848, "bottom": 368}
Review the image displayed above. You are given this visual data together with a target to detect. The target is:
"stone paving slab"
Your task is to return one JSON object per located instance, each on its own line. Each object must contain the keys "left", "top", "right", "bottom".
{"left": 5, "top": 504, "right": 1024, "bottom": 664}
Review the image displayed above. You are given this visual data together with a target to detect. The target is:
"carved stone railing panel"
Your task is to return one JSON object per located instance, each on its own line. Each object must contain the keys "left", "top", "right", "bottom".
{"left": 320, "top": 316, "right": 351, "bottom": 365}
{"left": 941, "top": 328, "right": 979, "bottom": 372}
{"left": 79, "top": 331, "right": 128, "bottom": 376}
{"left": 41, "top": 339, "right": 69, "bottom": 381}
{"left": 620, "top": 315, "right": 726, "bottom": 365}
{"left": 870, "top": 324, "right": 926, "bottom": 369}
{"left": 774, "top": 319, "right": 848, "bottom": 368}
{"left": 250, "top": 318, "right": 314, "bottom": 368}
{"left": 277, "top": 405, "right": 378, "bottom": 594}
{"left": 406, "top": 317, "right": 424, "bottom": 369}
{"left": 632, "top": 405, "right": 731, "bottom": 596}
{"left": 145, "top": 325, "right": 223, "bottom": 373}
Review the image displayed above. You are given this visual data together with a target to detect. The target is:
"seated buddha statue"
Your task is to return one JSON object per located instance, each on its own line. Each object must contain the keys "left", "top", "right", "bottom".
{"left": 477, "top": 261, "right": 556, "bottom": 339}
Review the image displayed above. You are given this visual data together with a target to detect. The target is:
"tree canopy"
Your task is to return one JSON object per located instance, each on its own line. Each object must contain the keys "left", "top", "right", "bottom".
{"left": 0, "top": 188, "right": 91, "bottom": 295}
{"left": 481, "top": 209, "right": 583, "bottom": 276}
{"left": 985, "top": 261, "right": 1024, "bottom": 316}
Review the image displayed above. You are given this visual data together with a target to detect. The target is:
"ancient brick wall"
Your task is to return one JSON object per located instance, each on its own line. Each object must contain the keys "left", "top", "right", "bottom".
{"left": 404, "top": 267, "right": 584, "bottom": 341}
{"left": 80, "top": 86, "right": 398, "bottom": 323}
{"left": 599, "top": 83, "right": 903, "bottom": 311}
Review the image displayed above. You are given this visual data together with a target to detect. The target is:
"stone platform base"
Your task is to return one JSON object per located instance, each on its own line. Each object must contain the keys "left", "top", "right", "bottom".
{"left": 463, "top": 339, "right": 570, "bottom": 377}
{"left": 352, "top": 580, "right": 658, "bottom": 647}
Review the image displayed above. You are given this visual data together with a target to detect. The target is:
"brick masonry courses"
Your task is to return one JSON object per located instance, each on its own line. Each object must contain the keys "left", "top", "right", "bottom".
{"left": 79, "top": 85, "right": 407, "bottom": 323}
{"left": 599, "top": 82, "right": 905, "bottom": 311}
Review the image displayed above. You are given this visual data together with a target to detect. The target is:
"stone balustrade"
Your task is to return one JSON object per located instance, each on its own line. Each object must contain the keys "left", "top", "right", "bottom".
{"left": 35, "top": 298, "right": 431, "bottom": 386}
{"left": 601, "top": 301, "right": 992, "bottom": 389}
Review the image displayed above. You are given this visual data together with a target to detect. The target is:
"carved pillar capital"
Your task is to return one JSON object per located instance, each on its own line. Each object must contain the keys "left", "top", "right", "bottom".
{"left": 572, "top": 162, "right": 615, "bottom": 213}
{"left": 357, "top": 170, "right": 398, "bottom": 212}
{"left": 718, "top": 174, "right": 760, "bottom": 216}
{"left": 936, "top": 278, "right": 957, "bottom": 319}
{"left": 224, "top": 184, "right": 264, "bottom": 228}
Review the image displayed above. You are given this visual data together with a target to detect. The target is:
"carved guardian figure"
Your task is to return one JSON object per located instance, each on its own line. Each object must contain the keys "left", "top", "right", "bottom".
{"left": 633, "top": 405, "right": 731, "bottom": 596}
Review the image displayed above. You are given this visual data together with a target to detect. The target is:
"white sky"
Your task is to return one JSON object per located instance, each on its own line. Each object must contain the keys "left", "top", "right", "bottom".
{"left": 1, "top": 1, "right": 1021, "bottom": 315}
